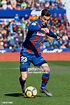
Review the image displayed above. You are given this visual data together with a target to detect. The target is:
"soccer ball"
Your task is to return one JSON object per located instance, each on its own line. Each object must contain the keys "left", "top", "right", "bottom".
{"left": 25, "top": 86, "right": 37, "bottom": 98}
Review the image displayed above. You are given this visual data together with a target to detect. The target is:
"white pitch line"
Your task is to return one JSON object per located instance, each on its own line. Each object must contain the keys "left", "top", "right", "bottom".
{"left": 0, "top": 68, "right": 19, "bottom": 70}
{"left": 0, "top": 67, "right": 43, "bottom": 73}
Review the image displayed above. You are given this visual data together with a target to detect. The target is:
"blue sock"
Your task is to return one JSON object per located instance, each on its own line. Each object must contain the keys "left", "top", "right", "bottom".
{"left": 41, "top": 73, "right": 50, "bottom": 89}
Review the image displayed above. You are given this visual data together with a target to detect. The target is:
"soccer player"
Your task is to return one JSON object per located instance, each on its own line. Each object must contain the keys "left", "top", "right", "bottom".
{"left": 19, "top": 9, "right": 60, "bottom": 97}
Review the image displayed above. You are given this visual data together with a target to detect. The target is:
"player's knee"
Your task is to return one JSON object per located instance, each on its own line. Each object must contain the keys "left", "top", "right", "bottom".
{"left": 43, "top": 66, "right": 50, "bottom": 73}
{"left": 40, "top": 63, "right": 50, "bottom": 73}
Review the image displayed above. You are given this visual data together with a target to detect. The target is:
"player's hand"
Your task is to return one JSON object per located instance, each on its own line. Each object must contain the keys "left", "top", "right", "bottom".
{"left": 57, "top": 36, "right": 60, "bottom": 41}
{"left": 41, "top": 28, "right": 49, "bottom": 33}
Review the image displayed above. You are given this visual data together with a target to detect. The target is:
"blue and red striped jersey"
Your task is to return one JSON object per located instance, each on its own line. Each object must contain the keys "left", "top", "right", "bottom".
{"left": 23, "top": 19, "right": 57, "bottom": 54}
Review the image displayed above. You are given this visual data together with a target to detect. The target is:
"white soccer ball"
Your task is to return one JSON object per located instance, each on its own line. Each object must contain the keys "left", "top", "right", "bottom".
{"left": 25, "top": 86, "right": 37, "bottom": 98}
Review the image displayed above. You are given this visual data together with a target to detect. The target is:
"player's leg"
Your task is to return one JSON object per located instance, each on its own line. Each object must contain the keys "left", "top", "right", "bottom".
{"left": 32, "top": 54, "right": 52, "bottom": 96}
{"left": 19, "top": 71, "right": 27, "bottom": 93}
{"left": 40, "top": 63, "right": 52, "bottom": 97}
{"left": 19, "top": 50, "right": 30, "bottom": 94}
{"left": 40, "top": 63, "right": 50, "bottom": 89}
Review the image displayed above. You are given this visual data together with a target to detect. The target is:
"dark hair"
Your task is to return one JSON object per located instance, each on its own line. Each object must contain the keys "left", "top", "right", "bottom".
{"left": 41, "top": 9, "right": 51, "bottom": 17}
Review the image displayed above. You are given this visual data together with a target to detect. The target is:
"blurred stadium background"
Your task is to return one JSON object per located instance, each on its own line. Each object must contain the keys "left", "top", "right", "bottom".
{"left": 0, "top": 0, "right": 70, "bottom": 55}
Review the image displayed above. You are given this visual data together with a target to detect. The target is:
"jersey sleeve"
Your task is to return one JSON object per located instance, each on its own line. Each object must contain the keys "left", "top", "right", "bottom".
{"left": 28, "top": 21, "right": 41, "bottom": 31}
{"left": 45, "top": 26, "right": 57, "bottom": 38}
{"left": 47, "top": 30, "right": 57, "bottom": 38}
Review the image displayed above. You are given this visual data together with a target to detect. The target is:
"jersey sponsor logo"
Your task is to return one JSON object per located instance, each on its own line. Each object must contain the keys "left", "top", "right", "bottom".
{"left": 37, "top": 32, "right": 45, "bottom": 36}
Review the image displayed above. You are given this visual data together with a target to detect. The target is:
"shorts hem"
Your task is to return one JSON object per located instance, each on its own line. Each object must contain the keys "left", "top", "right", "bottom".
{"left": 20, "top": 68, "right": 27, "bottom": 72}
{"left": 35, "top": 61, "right": 47, "bottom": 66}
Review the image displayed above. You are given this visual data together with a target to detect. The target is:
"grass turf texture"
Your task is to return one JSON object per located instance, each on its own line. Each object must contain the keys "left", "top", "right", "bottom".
{"left": 0, "top": 61, "right": 70, "bottom": 105}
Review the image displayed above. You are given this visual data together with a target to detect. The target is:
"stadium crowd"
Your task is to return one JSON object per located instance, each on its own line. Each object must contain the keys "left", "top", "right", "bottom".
{"left": 0, "top": 0, "right": 66, "bottom": 10}
{"left": 0, "top": 0, "right": 70, "bottom": 51}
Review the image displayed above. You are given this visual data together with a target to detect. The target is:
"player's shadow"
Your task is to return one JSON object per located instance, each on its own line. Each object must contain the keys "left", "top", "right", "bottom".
{"left": 4, "top": 93, "right": 23, "bottom": 97}
{"left": 4, "top": 93, "right": 43, "bottom": 98}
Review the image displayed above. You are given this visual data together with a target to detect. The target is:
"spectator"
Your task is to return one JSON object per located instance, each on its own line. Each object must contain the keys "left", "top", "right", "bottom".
{"left": 21, "top": 0, "right": 28, "bottom": 9}
{"left": 0, "top": 0, "right": 70, "bottom": 50}
{"left": 0, "top": 32, "right": 4, "bottom": 49}
{"left": 2, "top": 0, "right": 7, "bottom": 10}
{"left": 14, "top": 14, "right": 20, "bottom": 23}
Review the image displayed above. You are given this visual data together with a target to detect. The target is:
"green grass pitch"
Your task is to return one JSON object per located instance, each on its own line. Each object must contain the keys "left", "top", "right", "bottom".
{"left": 0, "top": 61, "right": 70, "bottom": 105}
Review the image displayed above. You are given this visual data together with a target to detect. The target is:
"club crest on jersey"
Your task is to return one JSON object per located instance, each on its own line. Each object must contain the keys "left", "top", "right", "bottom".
{"left": 31, "top": 22, "right": 37, "bottom": 26}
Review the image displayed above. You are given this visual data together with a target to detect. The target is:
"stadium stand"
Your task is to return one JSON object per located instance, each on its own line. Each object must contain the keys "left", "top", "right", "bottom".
{"left": 0, "top": 0, "right": 70, "bottom": 52}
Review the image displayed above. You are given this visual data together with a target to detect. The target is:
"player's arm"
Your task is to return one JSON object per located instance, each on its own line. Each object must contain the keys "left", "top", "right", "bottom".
{"left": 47, "top": 30, "right": 60, "bottom": 40}
{"left": 41, "top": 28, "right": 60, "bottom": 39}
{"left": 28, "top": 21, "right": 41, "bottom": 31}
{"left": 47, "top": 30, "right": 57, "bottom": 38}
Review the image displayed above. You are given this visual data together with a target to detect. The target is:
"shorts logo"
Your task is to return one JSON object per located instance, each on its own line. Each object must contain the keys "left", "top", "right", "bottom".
{"left": 20, "top": 56, "right": 27, "bottom": 64}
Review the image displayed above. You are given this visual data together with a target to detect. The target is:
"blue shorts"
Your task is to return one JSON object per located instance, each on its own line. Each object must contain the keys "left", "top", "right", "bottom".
{"left": 20, "top": 49, "right": 47, "bottom": 72}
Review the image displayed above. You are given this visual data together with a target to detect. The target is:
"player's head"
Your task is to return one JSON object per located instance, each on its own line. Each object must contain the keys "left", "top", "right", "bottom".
{"left": 40, "top": 9, "right": 51, "bottom": 26}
